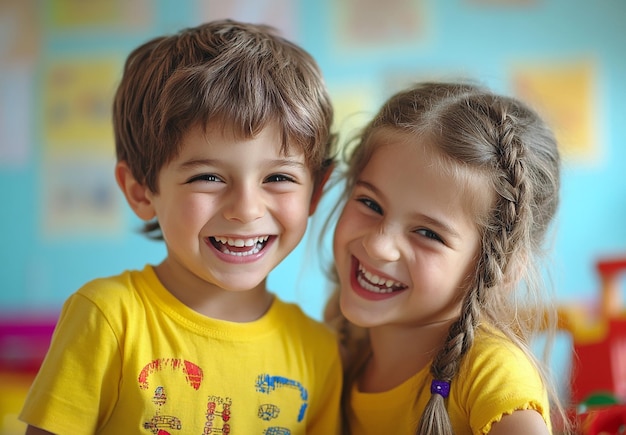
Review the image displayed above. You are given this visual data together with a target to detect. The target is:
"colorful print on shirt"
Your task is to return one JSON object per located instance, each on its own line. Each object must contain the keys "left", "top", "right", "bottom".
{"left": 138, "top": 358, "right": 309, "bottom": 434}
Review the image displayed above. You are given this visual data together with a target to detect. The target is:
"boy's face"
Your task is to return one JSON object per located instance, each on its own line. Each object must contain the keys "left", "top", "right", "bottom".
{"left": 145, "top": 122, "right": 317, "bottom": 296}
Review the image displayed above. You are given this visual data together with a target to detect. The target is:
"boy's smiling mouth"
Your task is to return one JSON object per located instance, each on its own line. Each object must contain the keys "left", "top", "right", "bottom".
{"left": 209, "top": 235, "right": 271, "bottom": 257}
{"left": 356, "top": 262, "right": 407, "bottom": 294}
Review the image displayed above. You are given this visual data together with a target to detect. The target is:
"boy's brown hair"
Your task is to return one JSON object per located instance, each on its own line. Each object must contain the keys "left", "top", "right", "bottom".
{"left": 113, "top": 19, "right": 335, "bottom": 237}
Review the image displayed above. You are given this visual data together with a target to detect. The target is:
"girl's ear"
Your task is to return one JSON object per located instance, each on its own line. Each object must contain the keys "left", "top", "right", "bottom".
{"left": 115, "top": 161, "right": 156, "bottom": 221}
{"left": 309, "top": 162, "right": 334, "bottom": 216}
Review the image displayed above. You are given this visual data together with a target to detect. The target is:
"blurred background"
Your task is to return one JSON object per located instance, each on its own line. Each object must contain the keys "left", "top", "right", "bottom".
{"left": 1, "top": 0, "right": 625, "bottom": 433}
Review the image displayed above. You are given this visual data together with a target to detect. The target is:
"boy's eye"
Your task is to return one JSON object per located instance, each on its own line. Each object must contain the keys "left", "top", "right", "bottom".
{"left": 187, "top": 174, "right": 222, "bottom": 183}
{"left": 416, "top": 228, "right": 444, "bottom": 243}
{"left": 357, "top": 197, "right": 383, "bottom": 215}
{"left": 265, "top": 174, "right": 296, "bottom": 183}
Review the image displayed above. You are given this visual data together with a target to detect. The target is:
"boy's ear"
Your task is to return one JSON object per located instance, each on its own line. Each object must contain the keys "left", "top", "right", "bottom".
{"left": 309, "top": 162, "right": 334, "bottom": 216}
{"left": 115, "top": 161, "right": 156, "bottom": 221}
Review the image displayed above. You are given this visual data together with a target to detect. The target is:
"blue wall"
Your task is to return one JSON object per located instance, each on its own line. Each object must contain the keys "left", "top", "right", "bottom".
{"left": 1, "top": 0, "right": 625, "bottom": 327}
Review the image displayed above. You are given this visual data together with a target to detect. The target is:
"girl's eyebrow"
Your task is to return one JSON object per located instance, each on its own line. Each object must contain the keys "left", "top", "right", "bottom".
{"left": 355, "top": 179, "right": 378, "bottom": 195}
{"left": 355, "top": 179, "right": 462, "bottom": 240}
{"left": 415, "top": 214, "right": 462, "bottom": 240}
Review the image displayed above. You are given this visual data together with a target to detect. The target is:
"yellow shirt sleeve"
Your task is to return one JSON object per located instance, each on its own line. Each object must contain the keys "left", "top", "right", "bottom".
{"left": 457, "top": 329, "right": 551, "bottom": 434}
{"left": 20, "top": 292, "right": 122, "bottom": 434}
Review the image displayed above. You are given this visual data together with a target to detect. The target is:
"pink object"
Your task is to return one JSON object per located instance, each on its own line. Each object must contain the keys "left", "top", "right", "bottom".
{"left": 0, "top": 313, "right": 58, "bottom": 373}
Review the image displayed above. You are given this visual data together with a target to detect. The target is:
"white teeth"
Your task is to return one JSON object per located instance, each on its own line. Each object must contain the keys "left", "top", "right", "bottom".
{"left": 357, "top": 264, "right": 404, "bottom": 294}
{"left": 214, "top": 236, "right": 269, "bottom": 247}
{"left": 223, "top": 246, "right": 261, "bottom": 257}
{"left": 357, "top": 275, "right": 393, "bottom": 293}
{"left": 212, "top": 236, "right": 270, "bottom": 257}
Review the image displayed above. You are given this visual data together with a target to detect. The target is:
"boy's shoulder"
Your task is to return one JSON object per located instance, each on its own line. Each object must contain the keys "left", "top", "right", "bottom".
{"left": 75, "top": 265, "right": 153, "bottom": 307}
{"left": 272, "top": 298, "right": 338, "bottom": 341}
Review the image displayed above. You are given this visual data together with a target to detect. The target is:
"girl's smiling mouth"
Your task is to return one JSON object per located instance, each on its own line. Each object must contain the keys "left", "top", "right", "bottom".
{"left": 354, "top": 259, "right": 407, "bottom": 294}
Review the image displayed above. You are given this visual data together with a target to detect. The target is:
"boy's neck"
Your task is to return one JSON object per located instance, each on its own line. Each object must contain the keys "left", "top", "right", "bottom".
{"left": 153, "top": 261, "right": 274, "bottom": 322}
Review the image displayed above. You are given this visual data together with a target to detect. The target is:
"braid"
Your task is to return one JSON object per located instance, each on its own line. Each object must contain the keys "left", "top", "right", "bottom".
{"left": 418, "top": 293, "right": 481, "bottom": 434}
{"left": 495, "top": 109, "right": 530, "bottom": 255}
{"left": 418, "top": 98, "right": 535, "bottom": 435}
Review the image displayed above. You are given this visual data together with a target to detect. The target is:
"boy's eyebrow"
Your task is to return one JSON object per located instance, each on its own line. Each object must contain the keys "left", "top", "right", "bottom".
{"left": 177, "top": 158, "right": 308, "bottom": 170}
{"left": 355, "top": 179, "right": 462, "bottom": 240}
{"left": 177, "top": 159, "right": 217, "bottom": 170}
{"left": 267, "top": 158, "right": 308, "bottom": 170}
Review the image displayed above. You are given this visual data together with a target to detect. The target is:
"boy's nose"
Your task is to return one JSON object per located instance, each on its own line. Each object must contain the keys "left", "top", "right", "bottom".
{"left": 362, "top": 227, "right": 401, "bottom": 263}
{"left": 223, "top": 184, "right": 265, "bottom": 223}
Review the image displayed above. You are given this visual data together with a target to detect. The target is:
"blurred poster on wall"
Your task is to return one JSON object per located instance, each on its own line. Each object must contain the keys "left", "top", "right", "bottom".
{"left": 511, "top": 59, "right": 600, "bottom": 164}
{"left": 334, "top": 0, "right": 428, "bottom": 53}
{"left": 41, "top": 58, "right": 122, "bottom": 237}
{"left": 42, "top": 155, "right": 121, "bottom": 238}
{"left": 0, "top": 0, "right": 38, "bottom": 61}
{"left": 197, "top": 0, "right": 298, "bottom": 40}
{"left": 0, "top": 0, "right": 39, "bottom": 167}
{"left": 0, "top": 67, "right": 32, "bottom": 168}
{"left": 48, "top": 0, "right": 153, "bottom": 30}
{"left": 43, "top": 59, "right": 117, "bottom": 152}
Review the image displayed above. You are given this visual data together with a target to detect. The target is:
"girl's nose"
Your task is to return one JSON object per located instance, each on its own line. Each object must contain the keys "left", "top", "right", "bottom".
{"left": 362, "top": 227, "right": 401, "bottom": 263}
{"left": 223, "top": 184, "right": 265, "bottom": 223}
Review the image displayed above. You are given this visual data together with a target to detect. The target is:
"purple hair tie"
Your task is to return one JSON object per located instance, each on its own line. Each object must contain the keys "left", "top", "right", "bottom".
{"left": 431, "top": 379, "right": 450, "bottom": 398}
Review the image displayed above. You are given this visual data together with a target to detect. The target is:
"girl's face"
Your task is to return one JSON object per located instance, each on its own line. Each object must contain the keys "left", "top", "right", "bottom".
{"left": 333, "top": 130, "right": 483, "bottom": 329}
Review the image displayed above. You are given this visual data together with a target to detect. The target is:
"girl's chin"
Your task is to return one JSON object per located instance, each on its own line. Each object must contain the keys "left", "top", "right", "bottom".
{"left": 339, "top": 294, "right": 381, "bottom": 328}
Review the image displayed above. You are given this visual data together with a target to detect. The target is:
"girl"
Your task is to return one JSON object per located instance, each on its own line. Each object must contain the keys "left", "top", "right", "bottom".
{"left": 326, "top": 82, "right": 567, "bottom": 434}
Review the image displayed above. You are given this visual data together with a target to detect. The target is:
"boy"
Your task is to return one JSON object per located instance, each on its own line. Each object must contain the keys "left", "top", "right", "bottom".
{"left": 20, "top": 19, "right": 341, "bottom": 434}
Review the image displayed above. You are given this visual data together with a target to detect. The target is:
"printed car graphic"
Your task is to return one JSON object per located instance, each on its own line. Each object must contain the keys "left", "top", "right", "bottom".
{"left": 143, "top": 415, "right": 182, "bottom": 434}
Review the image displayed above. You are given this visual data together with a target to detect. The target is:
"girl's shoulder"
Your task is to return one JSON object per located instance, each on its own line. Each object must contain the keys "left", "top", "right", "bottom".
{"left": 460, "top": 323, "right": 544, "bottom": 391}
{"left": 468, "top": 324, "right": 534, "bottom": 365}
{"left": 455, "top": 324, "right": 551, "bottom": 433}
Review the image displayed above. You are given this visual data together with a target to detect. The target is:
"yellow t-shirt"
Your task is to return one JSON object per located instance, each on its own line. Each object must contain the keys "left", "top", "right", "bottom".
{"left": 347, "top": 326, "right": 551, "bottom": 435}
{"left": 20, "top": 266, "right": 342, "bottom": 435}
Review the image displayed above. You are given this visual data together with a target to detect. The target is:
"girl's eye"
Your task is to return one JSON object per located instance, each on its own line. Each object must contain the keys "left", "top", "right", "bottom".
{"left": 265, "top": 174, "right": 296, "bottom": 183}
{"left": 187, "top": 174, "right": 222, "bottom": 183}
{"left": 416, "top": 228, "right": 444, "bottom": 243}
{"left": 357, "top": 197, "right": 383, "bottom": 215}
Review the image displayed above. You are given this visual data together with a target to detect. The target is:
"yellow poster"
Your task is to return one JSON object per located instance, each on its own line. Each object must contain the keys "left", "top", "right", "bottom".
{"left": 511, "top": 59, "right": 599, "bottom": 163}
{"left": 41, "top": 57, "right": 122, "bottom": 236}
{"left": 330, "top": 84, "right": 377, "bottom": 150}
{"left": 43, "top": 58, "right": 118, "bottom": 154}
{"left": 49, "top": 0, "right": 152, "bottom": 29}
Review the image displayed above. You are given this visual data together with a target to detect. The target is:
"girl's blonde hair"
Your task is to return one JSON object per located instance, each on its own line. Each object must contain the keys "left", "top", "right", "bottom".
{"left": 326, "top": 81, "right": 567, "bottom": 434}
